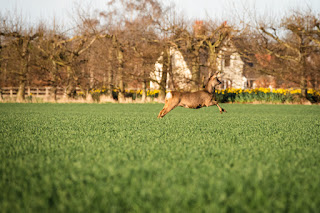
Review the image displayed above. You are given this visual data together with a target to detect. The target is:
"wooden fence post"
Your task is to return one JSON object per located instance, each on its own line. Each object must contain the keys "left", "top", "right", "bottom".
{"left": 45, "top": 87, "right": 49, "bottom": 100}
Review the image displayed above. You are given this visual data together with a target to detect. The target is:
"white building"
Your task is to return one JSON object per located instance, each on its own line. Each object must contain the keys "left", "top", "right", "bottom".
{"left": 150, "top": 42, "right": 248, "bottom": 90}
{"left": 217, "top": 43, "right": 247, "bottom": 89}
{"left": 150, "top": 47, "right": 192, "bottom": 90}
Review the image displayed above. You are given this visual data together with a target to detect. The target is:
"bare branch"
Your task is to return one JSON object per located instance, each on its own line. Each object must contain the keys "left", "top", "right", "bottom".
{"left": 260, "top": 27, "right": 300, "bottom": 55}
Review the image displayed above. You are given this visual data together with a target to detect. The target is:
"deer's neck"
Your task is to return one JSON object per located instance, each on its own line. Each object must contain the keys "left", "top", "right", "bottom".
{"left": 205, "top": 85, "right": 215, "bottom": 94}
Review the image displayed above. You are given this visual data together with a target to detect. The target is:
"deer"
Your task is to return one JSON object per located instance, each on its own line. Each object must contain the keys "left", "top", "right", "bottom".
{"left": 157, "top": 72, "right": 226, "bottom": 118}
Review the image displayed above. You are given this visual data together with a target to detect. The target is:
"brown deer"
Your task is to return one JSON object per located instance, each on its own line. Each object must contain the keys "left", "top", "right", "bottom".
{"left": 157, "top": 72, "right": 226, "bottom": 118}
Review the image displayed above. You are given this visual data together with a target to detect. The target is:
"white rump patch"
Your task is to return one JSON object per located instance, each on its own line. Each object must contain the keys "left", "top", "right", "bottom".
{"left": 166, "top": 92, "right": 172, "bottom": 100}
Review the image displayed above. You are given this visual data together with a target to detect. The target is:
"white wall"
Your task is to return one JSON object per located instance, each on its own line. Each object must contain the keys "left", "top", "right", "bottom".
{"left": 150, "top": 48, "right": 192, "bottom": 90}
{"left": 217, "top": 46, "right": 247, "bottom": 89}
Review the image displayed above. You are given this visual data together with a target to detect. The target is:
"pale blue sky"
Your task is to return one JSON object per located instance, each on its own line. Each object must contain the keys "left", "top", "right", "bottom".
{"left": 0, "top": 0, "right": 319, "bottom": 27}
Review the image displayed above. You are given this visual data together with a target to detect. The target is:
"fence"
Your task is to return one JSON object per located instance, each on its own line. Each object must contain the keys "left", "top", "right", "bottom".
{"left": 0, "top": 87, "right": 151, "bottom": 103}
{"left": 0, "top": 87, "right": 81, "bottom": 99}
{"left": 0, "top": 87, "right": 69, "bottom": 98}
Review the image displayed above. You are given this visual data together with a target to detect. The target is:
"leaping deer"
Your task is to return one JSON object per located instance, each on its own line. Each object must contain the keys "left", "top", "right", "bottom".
{"left": 157, "top": 72, "right": 226, "bottom": 118}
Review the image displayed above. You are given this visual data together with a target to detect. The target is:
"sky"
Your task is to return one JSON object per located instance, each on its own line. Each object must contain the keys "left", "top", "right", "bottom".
{"left": 0, "top": 0, "right": 319, "bottom": 27}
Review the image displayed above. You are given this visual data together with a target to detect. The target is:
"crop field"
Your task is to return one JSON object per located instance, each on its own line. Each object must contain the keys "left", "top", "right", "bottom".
{"left": 0, "top": 103, "right": 320, "bottom": 212}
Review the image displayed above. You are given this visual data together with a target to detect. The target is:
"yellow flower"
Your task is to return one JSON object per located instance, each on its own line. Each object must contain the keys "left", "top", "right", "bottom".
{"left": 307, "top": 89, "right": 315, "bottom": 94}
{"left": 289, "top": 89, "right": 301, "bottom": 95}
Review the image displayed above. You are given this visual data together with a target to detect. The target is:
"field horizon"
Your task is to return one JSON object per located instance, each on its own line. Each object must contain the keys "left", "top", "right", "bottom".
{"left": 1, "top": 103, "right": 319, "bottom": 212}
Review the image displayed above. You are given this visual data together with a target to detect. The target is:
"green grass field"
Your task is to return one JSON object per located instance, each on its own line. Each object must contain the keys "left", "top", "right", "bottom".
{"left": 0, "top": 103, "right": 320, "bottom": 212}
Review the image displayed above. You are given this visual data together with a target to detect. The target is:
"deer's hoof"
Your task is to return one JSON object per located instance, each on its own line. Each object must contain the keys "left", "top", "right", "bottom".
{"left": 220, "top": 109, "right": 227, "bottom": 114}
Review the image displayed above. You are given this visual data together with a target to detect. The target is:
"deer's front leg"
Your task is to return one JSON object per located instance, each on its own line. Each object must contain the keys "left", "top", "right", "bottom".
{"left": 216, "top": 103, "right": 227, "bottom": 114}
{"left": 208, "top": 101, "right": 227, "bottom": 114}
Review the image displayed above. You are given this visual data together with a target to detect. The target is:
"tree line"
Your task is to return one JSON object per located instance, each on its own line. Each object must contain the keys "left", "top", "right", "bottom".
{"left": 0, "top": 0, "right": 319, "bottom": 102}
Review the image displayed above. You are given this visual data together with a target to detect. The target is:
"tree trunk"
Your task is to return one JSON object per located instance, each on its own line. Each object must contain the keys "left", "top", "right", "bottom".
{"left": 48, "top": 62, "right": 58, "bottom": 102}
{"left": 299, "top": 56, "right": 310, "bottom": 101}
{"left": 89, "top": 69, "right": 94, "bottom": 89}
{"left": 16, "top": 54, "right": 29, "bottom": 102}
{"left": 142, "top": 80, "right": 147, "bottom": 102}
{"left": 159, "top": 48, "right": 169, "bottom": 101}
{"left": 118, "top": 76, "right": 125, "bottom": 102}
{"left": 16, "top": 63, "right": 27, "bottom": 102}
{"left": 16, "top": 79, "right": 26, "bottom": 102}
{"left": 66, "top": 67, "right": 76, "bottom": 99}
{"left": 300, "top": 76, "right": 308, "bottom": 99}
{"left": 208, "top": 47, "right": 218, "bottom": 75}
{"left": 191, "top": 54, "right": 200, "bottom": 91}
{"left": 107, "top": 70, "right": 113, "bottom": 99}
{"left": 66, "top": 85, "right": 76, "bottom": 99}
{"left": 49, "top": 86, "right": 57, "bottom": 102}
{"left": 86, "top": 89, "right": 93, "bottom": 102}
{"left": 0, "top": 88, "right": 3, "bottom": 102}
{"left": 106, "top": 53, "right": 113, "bottom": 99}
{"left": 117, "top": 48, "right": 125, "bottom": 103}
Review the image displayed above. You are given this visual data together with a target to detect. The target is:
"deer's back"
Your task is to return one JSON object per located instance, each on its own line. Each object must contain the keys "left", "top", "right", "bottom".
{"left": 171, "top": 91, "right": 213, "bottom": 109}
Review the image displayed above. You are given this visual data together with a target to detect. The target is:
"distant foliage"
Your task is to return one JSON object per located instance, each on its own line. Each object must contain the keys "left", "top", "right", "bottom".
{"left": 216, "top": 88, "right": 320, "bottom": 103}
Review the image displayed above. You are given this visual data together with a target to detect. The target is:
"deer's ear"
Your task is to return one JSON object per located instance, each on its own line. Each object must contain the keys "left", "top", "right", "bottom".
{"left": 210, "top": 71, "right": 218, "bottom": 79}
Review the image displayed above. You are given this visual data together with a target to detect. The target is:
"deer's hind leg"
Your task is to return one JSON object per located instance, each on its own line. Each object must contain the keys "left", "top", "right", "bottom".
{"left": 158, "top": 108, "right": 167, "bottom": 118}
{"left": 157, "top": 104, "right": 177, "bottom": 118}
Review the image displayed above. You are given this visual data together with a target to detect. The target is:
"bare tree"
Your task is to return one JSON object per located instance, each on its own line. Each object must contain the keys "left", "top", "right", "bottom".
{"left": 99, "top": 0, "right": 167, "bottom": 101}
{"left": 259, "top": 10, "right": 320, "bottom": 98}
{"left": 34, "top": 23, "right": 68, "bottom": 101}
{"left": 0, "top": 13, "right": 40, "bottom": 102}
{"left": 163, "top": 19, "right": 232, "bottom": 91}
